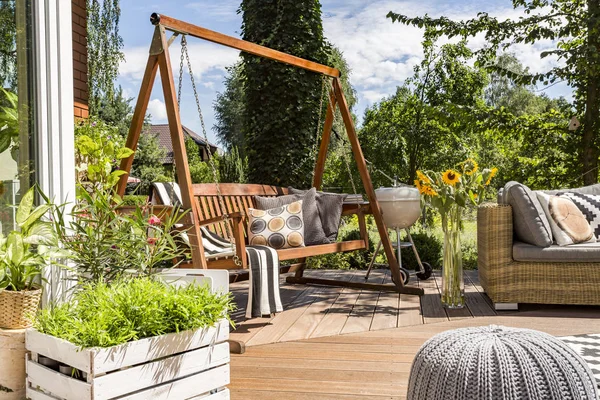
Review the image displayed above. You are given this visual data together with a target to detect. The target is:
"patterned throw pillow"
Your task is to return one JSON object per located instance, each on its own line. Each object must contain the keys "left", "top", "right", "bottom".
{"left": 558, "top": 192, "right": 600, "bottom": 240}
{"left": 247, "top": 200, "right": 305, "bottom": 249}
{"left": 536, "top": 192, "right": 594, "bottom": 246}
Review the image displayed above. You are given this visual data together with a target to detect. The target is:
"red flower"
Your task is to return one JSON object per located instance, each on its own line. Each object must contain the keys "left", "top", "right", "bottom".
{"left": 148, "top": 215, "right": 161, "bottom": 226}
{"left": 147, "top": 237, "right": 157, "bottom": 245}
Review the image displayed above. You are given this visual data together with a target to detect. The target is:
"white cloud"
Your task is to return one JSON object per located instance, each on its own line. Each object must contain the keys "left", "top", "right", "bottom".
{"left": 119, "top": 42, "right": 240, "bottom": 84}
{"left": 147, "top": 98, "right": 167, "bottom": 122}
{"left": 185, "top": 1, "right": 241, "bottom": 22}
{"left": 323, "top": 0, "right": 567, "bottom": 115}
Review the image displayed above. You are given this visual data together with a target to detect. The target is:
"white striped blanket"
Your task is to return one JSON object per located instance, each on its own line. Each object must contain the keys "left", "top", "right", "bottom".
{"left": 151, "top": 182, "right": 283, "bottom": 318}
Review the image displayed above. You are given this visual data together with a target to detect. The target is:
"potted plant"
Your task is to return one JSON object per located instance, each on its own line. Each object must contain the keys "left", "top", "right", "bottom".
{"left": 0, "top": 186, "right": 59, "bottom": 329}
{"left": 26, "top": 276, "right": 234, "bottom": 400}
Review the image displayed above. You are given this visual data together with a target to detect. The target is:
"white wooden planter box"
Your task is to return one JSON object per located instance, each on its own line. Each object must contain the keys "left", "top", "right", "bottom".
{"left": 25, "top": 319, "right": 230, "bottom": 400}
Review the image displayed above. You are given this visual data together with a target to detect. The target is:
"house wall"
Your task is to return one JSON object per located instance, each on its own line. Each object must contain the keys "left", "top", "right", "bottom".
{"left": 72, "top": 0, "right": 88, "bottom": 119}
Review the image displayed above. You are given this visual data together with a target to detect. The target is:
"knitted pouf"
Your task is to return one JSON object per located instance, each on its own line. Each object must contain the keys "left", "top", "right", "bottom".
{"left": 408, "top": 325, "right": 598, "bottom": 400}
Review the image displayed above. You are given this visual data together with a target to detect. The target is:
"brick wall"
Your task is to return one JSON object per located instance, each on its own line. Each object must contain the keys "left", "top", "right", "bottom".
{"left": 72, "top": 0, "right": 88, "bottom": 119}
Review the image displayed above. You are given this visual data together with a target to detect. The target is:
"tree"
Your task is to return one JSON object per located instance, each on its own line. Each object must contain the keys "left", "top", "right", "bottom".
{"left": 240, "top": 0, "right": 331, "bottom": 187}
{"left": 130, "top": 131, "right": 169, "bottom": 193}
{"left": 0, "top": 1, "right": 16, "bottom": 89}
{"left": 388, "top": 0, "right": 600, "bottom": 184}
{"left": 87, "top": 0, "right": 124, "bottom": 115}
{"left": 213, "top": 44, "right": 357, "bottom": 186}
{"left": 359, "top": 39, "right": 487, "bottom": 186}
{"left": 213, "top": 63, "right": 246, "bottom": 156}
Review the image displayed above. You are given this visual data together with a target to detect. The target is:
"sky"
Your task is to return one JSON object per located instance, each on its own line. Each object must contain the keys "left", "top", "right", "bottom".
{"left": 116, "top": 0, "right": 572, "bottom": 148}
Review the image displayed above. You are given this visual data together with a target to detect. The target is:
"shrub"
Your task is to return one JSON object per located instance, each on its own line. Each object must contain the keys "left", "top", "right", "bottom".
{"left": 461, "top": 241, "right": 478, "bottom": 270}
{"left": 35, "top": 277, "right": 235, "bottom": 348}
{"left": 122, "top": 195, "right": 149, "bottom": 206}
{"left": 400, "top": 231, "right": 443, "bottom": 270}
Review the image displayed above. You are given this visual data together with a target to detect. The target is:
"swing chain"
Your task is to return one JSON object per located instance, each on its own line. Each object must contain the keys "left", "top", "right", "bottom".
{"left": 180, "top": 35, "right": 241, "bottom": 267}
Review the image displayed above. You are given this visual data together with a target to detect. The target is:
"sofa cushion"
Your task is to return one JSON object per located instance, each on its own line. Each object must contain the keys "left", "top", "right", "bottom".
{"left": 557, "top": 192, "right": 600, "bottom": 240}
{"left": 536, "top": 192, "right": 595, "bottom": 246}
{"left": 543, "top": 183, "right": 600, "bottom": 196}
{"left": 503, "top": 181, "right": 553, "bottom": 247}
{"left": 513, "top": 241, "right": 600, "bottom": 262}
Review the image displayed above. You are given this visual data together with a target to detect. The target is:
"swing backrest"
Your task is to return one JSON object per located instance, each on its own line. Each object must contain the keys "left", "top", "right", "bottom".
{"left": 192, "top": 183, "right": 290, "bottom": 240}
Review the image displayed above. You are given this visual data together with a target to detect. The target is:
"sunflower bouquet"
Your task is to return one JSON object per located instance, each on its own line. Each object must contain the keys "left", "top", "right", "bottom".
{"left": 415, "top": 159, "right": 497, "bottom": 308}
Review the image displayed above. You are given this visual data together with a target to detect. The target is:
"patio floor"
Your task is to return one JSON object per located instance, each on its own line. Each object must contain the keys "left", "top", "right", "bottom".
{"left": 228, "top": 269, "right": 600, "bottom": 399}
{"left": 230, "top": 269, "right": 498, "bottom": 347}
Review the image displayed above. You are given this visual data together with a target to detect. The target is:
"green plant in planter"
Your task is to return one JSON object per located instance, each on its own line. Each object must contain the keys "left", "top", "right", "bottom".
{"left": 53, "top": 190, "right": 189, "bottom": 283}
{"left": 0, "top": 186, "right": 60, "bottom": 291}
{"left": 0, "top": 88, "right": 19, "bottom": 156}
{"left": 35, "top": 277, "right": 235, "bottom": 348}
{"left": 0, "top": 186, "right": 62, "bottom": 329}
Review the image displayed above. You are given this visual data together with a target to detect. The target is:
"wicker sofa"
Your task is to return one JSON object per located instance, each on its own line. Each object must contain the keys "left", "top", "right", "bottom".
{"left": 477, "top": 183, "right": 600, "bottom": 309}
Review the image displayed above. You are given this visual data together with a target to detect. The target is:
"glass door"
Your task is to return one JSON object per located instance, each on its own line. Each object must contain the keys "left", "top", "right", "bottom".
{"left": 0, "top": 0, "right": 33, "bottom": 235}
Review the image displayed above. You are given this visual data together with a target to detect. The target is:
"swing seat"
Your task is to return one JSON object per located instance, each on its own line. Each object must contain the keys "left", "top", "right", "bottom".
{"left": 152, "top": 183, "right": 371, "bottom": 272}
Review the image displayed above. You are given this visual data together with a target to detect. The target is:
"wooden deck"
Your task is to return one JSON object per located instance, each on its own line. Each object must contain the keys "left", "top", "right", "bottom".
{"left": 229, "top": 269, "right": 497, "bottom": 346}
{"left": 229, "top": 269, "right": 600, "bottom": 399}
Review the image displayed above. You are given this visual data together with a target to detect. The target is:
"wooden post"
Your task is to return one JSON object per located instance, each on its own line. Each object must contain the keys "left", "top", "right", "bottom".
{"left": 331, "top": 78, "right": 405, "bottom": 291}
{"left": 116, "top": 35, "right": 160, "bottom": 196}
{"left": 155, "top": 25, "right": 207, "bottom": 269}
{"left": 313, "top": 87, "right": 336, "bottom": 190}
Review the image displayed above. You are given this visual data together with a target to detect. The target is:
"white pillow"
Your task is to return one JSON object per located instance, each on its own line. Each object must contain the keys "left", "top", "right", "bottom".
{"left": 536, "top": 192, "right": 595, "bottom": 246}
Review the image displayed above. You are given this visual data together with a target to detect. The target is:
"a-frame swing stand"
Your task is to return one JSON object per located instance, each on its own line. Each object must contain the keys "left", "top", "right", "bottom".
{"left": 116, "top": 13, "right": 424, "bottom": 297}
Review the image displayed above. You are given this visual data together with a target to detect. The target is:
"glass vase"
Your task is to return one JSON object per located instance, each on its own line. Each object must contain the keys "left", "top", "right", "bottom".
{"left": 441, "top": 209, "right": 465, "bottom": 309}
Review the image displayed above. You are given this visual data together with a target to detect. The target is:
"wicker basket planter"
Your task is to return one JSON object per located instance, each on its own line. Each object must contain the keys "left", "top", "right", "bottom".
{"left": 0, "top": 288, "right": 42, "bottom": 329}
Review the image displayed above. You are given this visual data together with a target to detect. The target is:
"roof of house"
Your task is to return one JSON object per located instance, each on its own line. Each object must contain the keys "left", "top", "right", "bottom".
{"left": 144, "top": 124, "right": 219, "bottom": 164}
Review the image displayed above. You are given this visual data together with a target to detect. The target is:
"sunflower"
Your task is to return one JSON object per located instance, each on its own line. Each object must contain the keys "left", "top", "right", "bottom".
{"left": 442, "top": 169, "right": 461, "bottom": 186}
{"left": 463, "top": 158, "right": 479, "bottom": 176}
{"left": 416, "top": 170, "right": 431, "bottom": 185}
{"left": 485, "top": 167, "right": 498, "bottom": 185}
{"left": 420, "top": 185, "right": 438, "bottom": 197}
{"left": 414, "top": 179, "right": 422, "bottom": 192}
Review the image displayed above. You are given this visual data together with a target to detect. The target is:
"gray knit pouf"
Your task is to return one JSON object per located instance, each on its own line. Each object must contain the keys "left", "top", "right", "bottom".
{"left": 408, "top": 325, "right": 598, "bottom": 400}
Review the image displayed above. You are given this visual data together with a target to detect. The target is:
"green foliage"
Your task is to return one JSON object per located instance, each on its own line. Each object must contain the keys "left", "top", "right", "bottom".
{"left": 0, "top": 1, "right": 16, "bottom": 89}
{"left": 87, "top": 0, "right": 124, "bottom": 115}
{"left": 53, "top": 189, "right": 188, "bottom": 283}
{"left": 400, "top": 232, "right": 443, "bottom": 270}
{"left": 122, "top": 195, "right": 149, "bottom": 206}
{"left": 131, "top": 131, "right": 169, "bottom": 193}
{"left": 359, "top": 39, "right": 487, "bottom": 186}
{"left": 70, "top": 125, "right": 188, "bottom": 283}
{"left": 219, "top": 147, "right": 248, "bottom": 183}
{"left": 74, "top": 118, "right": 133, "bottom": 189}
{"left": 241, "top": 0, "right": 331, "bottom": 187}
{"left": 186, "top": 136, "right": 220, "bottom": 184}
{"left": 388, "top": 0, "right": 600, "bottom": 184}
{"left": 35, "top": 277, "right": 235, "bottom": 348}
{"left": 214, "top": 63, "right": 246, "bottom": 155}
{"left": 0, "top": 187, "right": 61, "bottom": 291}
{"left": 0, "top": 88, "right": 18, "bottom": 155}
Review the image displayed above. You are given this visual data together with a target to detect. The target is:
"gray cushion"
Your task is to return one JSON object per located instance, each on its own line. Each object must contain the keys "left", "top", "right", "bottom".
{"left": 504, "top": 181, "right": 553, "bottom": 247}
{"left": 289, "top": 187, "right": 345, "bottom": 241}
{"left": 543, "top": 183, "right": 600, "bottom": 196}
{"left": 513, "top": 241, "right": 600, "bottom": 262}
{"left": 254, "top": 187, "right": 329, "bottom": 246}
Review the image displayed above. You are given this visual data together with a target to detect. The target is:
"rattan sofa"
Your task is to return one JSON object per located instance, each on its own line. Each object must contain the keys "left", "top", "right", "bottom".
{"left": 477, "top": 203, "right": 600, "bottom": 309}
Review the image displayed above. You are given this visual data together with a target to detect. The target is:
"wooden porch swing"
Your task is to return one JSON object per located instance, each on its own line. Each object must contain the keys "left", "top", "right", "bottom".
{"left": 116, "top": 13, "right": 423, "bottom": 296}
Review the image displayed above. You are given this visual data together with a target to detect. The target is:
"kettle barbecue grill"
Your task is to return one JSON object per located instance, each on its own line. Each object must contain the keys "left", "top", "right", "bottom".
{"left": 366, "top": 184, "right": 433, "bottom": 284}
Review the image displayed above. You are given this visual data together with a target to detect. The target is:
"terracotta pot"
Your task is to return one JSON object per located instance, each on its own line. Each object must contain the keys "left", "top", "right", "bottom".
{"left": 0, "top": 288, "right": 42, "bottom": 329}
